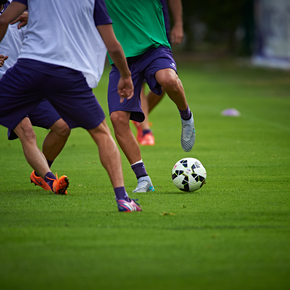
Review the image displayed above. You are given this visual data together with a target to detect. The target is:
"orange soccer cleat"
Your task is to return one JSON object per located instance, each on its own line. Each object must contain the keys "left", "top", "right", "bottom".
{"left": 30, "top": 170, "right": 51, "bottom": 191}
{"left": 52, "top": 173, "right": 69, "bottom": 195}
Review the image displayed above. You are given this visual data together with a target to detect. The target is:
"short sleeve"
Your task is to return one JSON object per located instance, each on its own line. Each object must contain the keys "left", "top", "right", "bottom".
{"left": 94, "top": 0, "right": 112, "bottom": 26}
{"left": 13, "top": 0, "right": 27, "bottom": 6}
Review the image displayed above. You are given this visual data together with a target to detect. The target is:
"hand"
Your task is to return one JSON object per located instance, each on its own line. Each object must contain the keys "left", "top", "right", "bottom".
{"left": 10, "top": 11, "right": 28, "bottom": 29}
{"left": 170, "top": 25, "right": 184, "bottom": 46}
{"left": 118, "top": 76, "right": 134, "bottom": 103}
{"left": 0, "top": 55, "right": 8, "bottom": 67}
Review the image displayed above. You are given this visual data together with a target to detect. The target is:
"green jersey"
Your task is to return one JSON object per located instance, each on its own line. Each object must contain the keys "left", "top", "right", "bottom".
{"left": 105, "top": 0, "right": 171, "bottom": 64}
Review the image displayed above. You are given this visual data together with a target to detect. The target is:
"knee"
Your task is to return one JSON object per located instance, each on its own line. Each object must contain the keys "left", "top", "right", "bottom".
{"left": 110, "top": 112, "right": 129, "bottom": 129}
{"left": 51, "top": 119, "right": 71, "bottom": 138}
{"left": 15, "top": 122, "right": 36, "bottom": 144}
{"left": 57, "top": 125, "right": 71, "bottom": 139}
{"left": 159, "top": 75, "right": 180, "bottom": 93}
{"left": 23, "top": 128, "right": 36, "bottom": 143}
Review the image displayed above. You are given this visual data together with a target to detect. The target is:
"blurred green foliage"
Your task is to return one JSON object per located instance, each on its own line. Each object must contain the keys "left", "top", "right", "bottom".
{"left": 180, "top": 0, "right": 254, "bottom": 55}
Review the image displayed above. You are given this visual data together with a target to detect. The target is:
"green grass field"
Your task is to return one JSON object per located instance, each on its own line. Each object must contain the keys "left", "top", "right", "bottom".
{"left": 1, "top": 60, "right": 290, "bottom": 290}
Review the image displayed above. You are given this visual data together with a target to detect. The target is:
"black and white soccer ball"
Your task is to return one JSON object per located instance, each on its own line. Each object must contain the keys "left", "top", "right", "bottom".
{"left": 172, "top": 158, "right": 206, "bottom": 192}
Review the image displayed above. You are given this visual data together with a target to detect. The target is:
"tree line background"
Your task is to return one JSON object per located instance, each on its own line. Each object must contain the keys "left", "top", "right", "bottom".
{"left": 176, "top": 0, "right": 255, "bottom": 56}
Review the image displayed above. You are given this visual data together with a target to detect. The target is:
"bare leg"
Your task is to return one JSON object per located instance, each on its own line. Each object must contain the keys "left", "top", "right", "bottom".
{"left": 110, "top": 111, "right": 142, "bottom": 164}
{"left": 87, "top": 119, "right": 125, "bottom": 188}
{"left": 42, "top": 118, "right": 71, "bottom": 161}
{"left": 155, "top": 68, "right": 188, "bottom": 110}
{"left": 139, "top": 84, "right": 150, "bottom": 131}
{"left": 147, "top": 87, "right": 166, "bottom": 114}
{"left": 140, "top": 85, "right": 165, "bottom": 130}
{"left": 137, "top": 85, "right": 155, "bottom": 146}
{"left": 155, "top": 68, "right": 195, "bottom": 152}
{"left": 14, "top": 118, "right": 50, "bottom": 179}
{"left": 110, "top": 111, "right": 154, "bottom": 193}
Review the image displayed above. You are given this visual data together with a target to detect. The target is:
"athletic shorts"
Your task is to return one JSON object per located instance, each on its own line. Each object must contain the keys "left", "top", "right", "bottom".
{"left": 108, "top": 46, "right": 177, "bottom": 122}
{"left": 0, "top": 59, "right": 105, "bottom": 134}
{"left": 7, "top": 99, "right": 61, "bottom": 140}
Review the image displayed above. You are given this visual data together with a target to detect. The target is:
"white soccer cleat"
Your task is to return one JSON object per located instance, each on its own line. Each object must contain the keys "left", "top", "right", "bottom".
{"left": 181, "top": 114, "right": 195, "bottom": 152}
{"left": 132, "top": 176, "right": 155, "bottom": 193}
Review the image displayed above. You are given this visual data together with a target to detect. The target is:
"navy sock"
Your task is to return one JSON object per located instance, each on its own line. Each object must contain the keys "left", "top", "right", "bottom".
{"left": 44, "top": 172, "right": 56, "bottom": 190}
{"left": 179, "top": 107, "right": 192, "bottom": 120}
{"left": 35, "top": 159, "right": 54, "bottom": 177}
{"left": 142, "top": 129, "right": 151, "bottom": 136}
{"left": 131, "top": 161, "right": 147, "bottom": 179}
{"left": 114, "top": 187, "right": 130, "bottom": 201}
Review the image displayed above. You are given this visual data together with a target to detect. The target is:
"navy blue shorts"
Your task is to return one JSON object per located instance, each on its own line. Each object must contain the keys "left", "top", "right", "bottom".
{"left": 7, "top": 99, "right": 61, "bottom": 140}
{"left": 0, "top": 60, "right": 105, "bottom": 134}
{"left": 108, "top": 46, "right": 177, "bottom": 122}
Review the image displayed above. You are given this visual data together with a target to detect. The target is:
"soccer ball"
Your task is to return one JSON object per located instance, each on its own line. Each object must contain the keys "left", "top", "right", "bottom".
{"left": 172, "top": 158, "right": 206, "bottom": 192}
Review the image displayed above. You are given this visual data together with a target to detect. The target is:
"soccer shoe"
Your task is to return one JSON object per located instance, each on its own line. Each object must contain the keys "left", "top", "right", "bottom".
{"left": 139, "top": 132, "right": 155, "bottom": 146}
{"left": 30, "top": 170, "right": 51, "bottom": 191}
{"left": 117, "top": 199, "right": 142, "bottom": 212}
{"left": 132, "top": 176, "right": 155, "bottom": 193}
{"left": 181, "top": 114, "right": 195, "bottom": 152}
{"left": 52, "top": 174, "right": 69, "bottom": 195}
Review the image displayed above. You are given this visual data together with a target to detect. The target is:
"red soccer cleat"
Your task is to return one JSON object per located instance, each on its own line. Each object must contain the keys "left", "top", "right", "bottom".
{"left": 139, "top": 132, "right": 155, "bottom": 146}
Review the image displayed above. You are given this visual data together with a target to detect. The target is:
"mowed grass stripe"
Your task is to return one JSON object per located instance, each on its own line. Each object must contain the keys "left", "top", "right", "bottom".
{"left": 0, "top": 60, "right": 290, "bottom": 290}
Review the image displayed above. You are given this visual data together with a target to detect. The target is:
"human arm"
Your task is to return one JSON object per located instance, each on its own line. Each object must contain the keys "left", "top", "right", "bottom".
{"left": 168, "top": 0, "right": 184, "bottom": 45}
{"left": 97, "top": 24, "right": 133, "bottom": 102}
{"left": 10, "top": 10, "right": 28, "bottom": 29}
{"left": 0, "top": 1, "right": 27, "bottom": 41}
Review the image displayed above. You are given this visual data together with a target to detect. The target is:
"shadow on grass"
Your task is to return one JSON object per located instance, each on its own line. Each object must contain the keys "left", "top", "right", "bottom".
{"left": 0, "top": 189, "right": 54, "bottom": 196}
{"left": 162, "top": 190, "right": 204, "bottom": 195}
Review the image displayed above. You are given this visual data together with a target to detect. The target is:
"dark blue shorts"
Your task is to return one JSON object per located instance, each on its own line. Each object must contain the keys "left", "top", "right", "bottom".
{"left": 7, "top": 99, "right": 61, "bottom": 140}
{"left": 0, "top": 60, "right": 105, "bottom": 134}
{"left": 108, "top": 46, "right": 177, "bottom": 122}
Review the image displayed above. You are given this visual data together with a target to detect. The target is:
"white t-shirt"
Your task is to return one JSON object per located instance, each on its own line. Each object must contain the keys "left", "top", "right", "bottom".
{"left": 16, "top": 0, "right": 108, "bottom": 88}
{"left": 0, "top": 1, "right": 26, "bottom": 78}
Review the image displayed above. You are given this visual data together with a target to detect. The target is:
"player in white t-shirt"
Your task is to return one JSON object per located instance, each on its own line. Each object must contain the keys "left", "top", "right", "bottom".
{"left": 0, "top": 1, "right": 25, "bottom": 75}
{"left": 0, "top": 0, "right": 71, "bottom": 193}
{"left": 0, "top": 0, "right": 141, "bottom": 212}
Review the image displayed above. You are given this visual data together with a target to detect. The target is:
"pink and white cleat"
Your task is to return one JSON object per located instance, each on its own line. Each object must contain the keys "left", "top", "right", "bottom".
{"left": 117, "top": 199, "right": 142, "bottom": 212}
